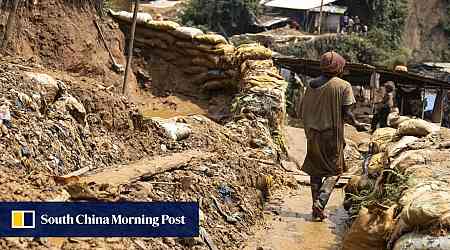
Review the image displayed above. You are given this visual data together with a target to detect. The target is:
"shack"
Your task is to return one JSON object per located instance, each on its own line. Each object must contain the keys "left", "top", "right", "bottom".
{"left": 264, "top": 0, "right": 347, "bottom": 33}
{"left": 274, "top": 55, "right": 450, "bottom": 123}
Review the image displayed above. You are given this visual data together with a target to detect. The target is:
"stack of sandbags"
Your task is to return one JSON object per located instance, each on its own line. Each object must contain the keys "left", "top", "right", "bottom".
{"left": 230, "top": 55, "right": 287, "bottom": 153}
{"left": 112, "top": 14, "right": 239, "bottom": 91}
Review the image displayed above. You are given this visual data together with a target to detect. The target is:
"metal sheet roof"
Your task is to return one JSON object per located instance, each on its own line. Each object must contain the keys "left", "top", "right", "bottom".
{"left": 265, "top": 0, "right": 338, "bottom": 10}
{"left": 310, "top": 4, "right": 347, "bottom": 14}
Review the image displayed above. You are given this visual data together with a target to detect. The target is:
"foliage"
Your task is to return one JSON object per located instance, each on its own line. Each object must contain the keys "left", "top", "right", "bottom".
{"left": 347, "top": 169, "right": 408, "bottom": 218}
{"left": 365, "top": 0, "right": 409, "bottom": 50}
{"left": 275, "top": 35, "right": 381, "bottom": 64}
{"left": 275, "top": 0, "right": 410, "bottom": 66}
{"left": 442, "top": 0, "right": 450, "bottom": 60}
{"left": 179, "top": 0, "right": 260, "bottom": 36}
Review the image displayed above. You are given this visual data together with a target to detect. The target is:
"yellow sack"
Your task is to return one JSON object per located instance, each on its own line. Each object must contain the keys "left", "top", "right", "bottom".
{"left": 342, "top": 206, "right": 396, "bottom": 250}
{"left": 143, "top": 21, "right": 180, "bottom": 31}
{"left": 234, "top": 43, "right": 272, "bottom": 64}
{"left": 194, "top": 34, "right": 228, "bottom": 45}
{"left": 368, "top": 153, "right": 385, "bottom": 175}
{"left": 371, "top": 127, "right": 397, "bottom": 153}
{"left": 170, "top": 26, "right": 204, "bottom": 40}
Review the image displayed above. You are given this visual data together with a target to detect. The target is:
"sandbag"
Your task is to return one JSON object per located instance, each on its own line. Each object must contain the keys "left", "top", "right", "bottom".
{"left": 135, "top": 37, "right": 168, "bottom": 49}
{"left": 397, "top": 119, "right": 440, "bottom": 137}
{"left": 135, "top": 27, "right": 176, "bottom": 45}
{"left": 368, "top": 153, "right": 385, "bottom": 175}
{"left": 371, "top": 127, "right": 398, "bottom": 153}
{"left": 344, "top": 139, "right": 362, "bottom": 161}
{"left": 152, "top": 49, "right": 179, "bottom": 62}
{"left": 342, "top": 206, "right": 396, "bottom": 250}
{"left": 194, "top": 34, "right": 228, "bottom": 45}
{"left": 387, "top": 111, "right": 410, "bottom": 128}
{"left": 390, "top": 149, "right": 429, "bottom": 173}
{"left": 143, "top": 21, "right": 180, "bottom": 31}
{"left": 403, "top": 165, "right": 435, "bottom": 186}
{"left": 170, "top": 27, "right": 204, "bottom": 40}
{"left": 175, "top": 41, "right": 215, "bottom": 51}
{"left": 234, "top": 43, "right": 272, "bottom": 63}
{"left": 393, "top": 233, "right": 450, "bottom": 250}
{"left": 400, "top": 184, "right": 450, "bottom": 227}
{"left": 387, "top": 136, "right": 419, "bottom": 158}
{"left": 110, "top": 10, "right": 152, "bottom": 23}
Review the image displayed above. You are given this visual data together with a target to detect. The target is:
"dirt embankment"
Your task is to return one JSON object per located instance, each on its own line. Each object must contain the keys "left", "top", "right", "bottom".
{"left": 0, "top": 54, "right": 295, "bottom": 250}
{"left": 1, "top": 0, "right": 138, "bottom": 95}
{"left": 403, "top": 0, "right": 449, "bottom": 62}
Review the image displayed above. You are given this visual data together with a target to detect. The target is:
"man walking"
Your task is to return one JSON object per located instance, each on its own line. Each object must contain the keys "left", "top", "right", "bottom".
{"left": 298, "top": 51, "right": 366, "bottom": 221}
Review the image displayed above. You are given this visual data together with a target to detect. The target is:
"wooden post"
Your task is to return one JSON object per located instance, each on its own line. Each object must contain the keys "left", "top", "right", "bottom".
{"left": 318, "top": 0, "right": 324, "bottom": 34}
{"left": 2, "top": 0, "right": 20, "bottom": 49}
{"left": 421, "top": 89, "right": 426, "bottom": 119}
{"left": 122, "top": 0, "right": 139, "bottom": 95}
{"left": 431, "top": 89, "right": 444, "bottom": 124}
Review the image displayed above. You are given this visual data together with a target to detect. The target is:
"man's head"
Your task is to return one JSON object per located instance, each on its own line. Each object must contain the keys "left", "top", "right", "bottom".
{"left": 384, "top": 81, "right": 395, "bottom": 93}
{"left": 320, "top": 51, "right": 346, "bottom": 77}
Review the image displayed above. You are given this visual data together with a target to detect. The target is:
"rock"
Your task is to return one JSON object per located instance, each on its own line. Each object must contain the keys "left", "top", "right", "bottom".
{"left": 25, "top": 72, "right": 59, "bottom": 103}
{"left": 52, "top": 95, "right": 86, "bottom": 124}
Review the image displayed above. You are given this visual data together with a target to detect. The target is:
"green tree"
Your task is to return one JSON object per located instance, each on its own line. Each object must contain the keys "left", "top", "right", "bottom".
{"left": 179, "top": 0, "right": 260, "bottom": 36}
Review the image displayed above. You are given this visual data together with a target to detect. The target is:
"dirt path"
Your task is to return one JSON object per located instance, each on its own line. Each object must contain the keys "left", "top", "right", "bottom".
{"left": 242, "top": 127, "right": 348, "bottom": 250}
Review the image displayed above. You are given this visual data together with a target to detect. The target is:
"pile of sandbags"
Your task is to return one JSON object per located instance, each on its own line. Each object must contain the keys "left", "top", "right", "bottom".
{"left": 111, "top": 13, "right": 239, "bottom": 91}
{"left": 344, "top": 120, "right": 450, "bottom": 249}
{"left": 231, "top": 58, "right": 287, "bottom": 151}
{"left": 342, "top": 205, "right": 396, "bottom": 250}
{"left": 387, "top": 109, "right": 440, "bottom": 137}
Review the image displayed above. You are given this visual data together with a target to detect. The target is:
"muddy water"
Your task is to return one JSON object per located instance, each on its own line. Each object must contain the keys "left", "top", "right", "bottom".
{"left": 243, "top": 187, "right": 348, "bottom": 250}
{"left": 242, "top": 126, "right": 349, "bottom": 250}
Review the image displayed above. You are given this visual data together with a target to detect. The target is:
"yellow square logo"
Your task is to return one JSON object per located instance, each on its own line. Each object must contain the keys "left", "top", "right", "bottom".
{"left": 11, "top": 210, "right": 35, "bottom": 229}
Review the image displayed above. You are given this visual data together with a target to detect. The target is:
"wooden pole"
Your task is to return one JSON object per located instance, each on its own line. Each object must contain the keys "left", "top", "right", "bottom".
{"left": 2, "top": 0, "right": 20, "bottom": 49}
{"left": 318, "top": 0, "right": 324, "bottom": 34}
{"left": 122, "top": 0, "right": 139, "bottom": 94}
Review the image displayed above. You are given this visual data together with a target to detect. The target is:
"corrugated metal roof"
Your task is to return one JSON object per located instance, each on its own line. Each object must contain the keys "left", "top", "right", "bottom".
{"left": 423, "top": 62, "right": 450, "bottom": 73}
{"left": 265, "top": 0, "right": 338, "bottom": 10}
{"left": 310, "top": 4, "right": 347, "bottom": 14}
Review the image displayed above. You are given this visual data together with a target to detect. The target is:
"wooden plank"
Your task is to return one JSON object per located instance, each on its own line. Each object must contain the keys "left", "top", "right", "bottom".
{"left": 82, "top": 151, "right": 210, "bottom": 185}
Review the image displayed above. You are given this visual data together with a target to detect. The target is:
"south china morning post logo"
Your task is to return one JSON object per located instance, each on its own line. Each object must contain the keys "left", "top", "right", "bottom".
{"left": 11, "top": 210, "right": 35, "bottom": 229}
{"left": 0, "top": 202, "right": 199, "bottom": 237}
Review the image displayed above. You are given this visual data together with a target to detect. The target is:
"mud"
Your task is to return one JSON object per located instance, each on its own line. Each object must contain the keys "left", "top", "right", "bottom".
{"left": 243, "top": 126, "right": 349, "bottom": 250}
{"left": 243, "top": 187, "right": 348, "bottom": 250}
